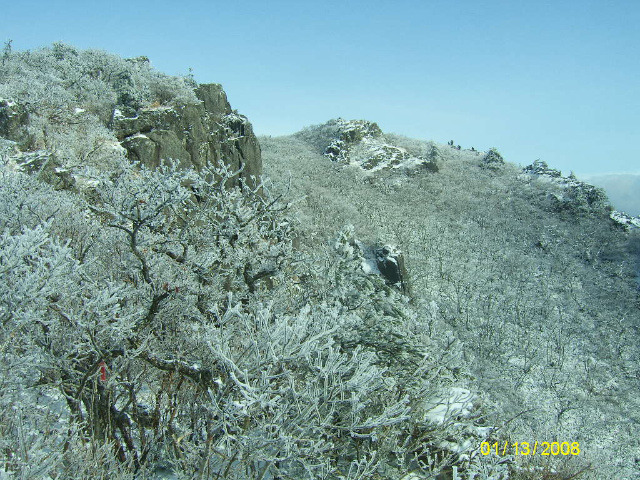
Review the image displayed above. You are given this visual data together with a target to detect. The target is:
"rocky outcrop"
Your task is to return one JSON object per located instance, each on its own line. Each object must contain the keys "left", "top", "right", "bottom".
{"left": 1, "top": 85, "right": 261, "bottom": 191}
{"left": 1, "top": 143, "right": 78, "bottom": 190}
{"left": 522, "top": 159, "right": 562, "bottom": 178}
{"left": 374, "top": 246, "right": 410, "bottom": 294}
{"left": 323, "top": 119, "right": 383, "bottom": 163}
{"left": 297, "top": 118, "right": 438, "bottom": 173}
{"left": 113, "top": 83, "right": 261, "bottom": 188}
{"left": 357, "top": 242, "right": 410, "bottom": 294}
{"left": 610, "top": 210, "right": 640, "bottom": 230}
{"left": 335, "top": 226, "right": 411, "bottom": 295}
{"left": 523, "top": 160, "right": 609, "bottom": 215}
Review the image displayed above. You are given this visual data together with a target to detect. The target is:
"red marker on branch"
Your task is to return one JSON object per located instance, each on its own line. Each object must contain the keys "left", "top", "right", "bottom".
{"left": 99, "top": 361, "right": 107, "bottom": 382}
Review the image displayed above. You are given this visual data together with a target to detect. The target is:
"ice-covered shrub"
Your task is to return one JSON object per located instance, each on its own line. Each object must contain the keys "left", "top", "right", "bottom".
{"left": 0, "top": 159, "right": 501, "bottom": 478}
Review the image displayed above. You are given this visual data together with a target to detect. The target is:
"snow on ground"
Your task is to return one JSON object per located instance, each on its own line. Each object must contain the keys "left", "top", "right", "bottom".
{"left": 423, "top": 387, "right": 475, "bottom": 425}
{"left": 610, "top": 210, "right": 640, "bottom": 229}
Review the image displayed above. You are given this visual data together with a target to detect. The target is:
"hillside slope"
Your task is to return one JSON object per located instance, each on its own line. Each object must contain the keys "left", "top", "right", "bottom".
{"left": 1, "top": 45, "right": 523, "bottom": 480}
{"left": 1, "top": 43, "right": 639, "bottom": 479}
{"left": 261, "top": 122, "right": 640, "bottom": 479}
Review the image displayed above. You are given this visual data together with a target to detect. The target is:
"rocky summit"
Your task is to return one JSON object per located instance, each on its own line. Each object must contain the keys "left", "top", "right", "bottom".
{"left": 296, "top": 118, "right": 440, "bottom": 173}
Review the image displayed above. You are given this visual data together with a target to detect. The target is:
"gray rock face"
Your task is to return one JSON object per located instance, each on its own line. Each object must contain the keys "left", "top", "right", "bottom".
{"left": 1, "top": 84, "right": 262, "bottom": 190}
{"left": 375, "top": 246, "right": 410, "bottom": 294}
{"left": 113, "top": 83, "right": 261, "bottom": 188}
{"left": 195, "top": 83, "right": 231, "bottom": 119}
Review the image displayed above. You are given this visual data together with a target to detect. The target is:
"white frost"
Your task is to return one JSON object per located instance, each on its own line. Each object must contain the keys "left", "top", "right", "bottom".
{"left": 423, "top": 387, "right": 475, "bottom": 424}
{"left": 611, "top": 210, "right": 640, "bottom": 229}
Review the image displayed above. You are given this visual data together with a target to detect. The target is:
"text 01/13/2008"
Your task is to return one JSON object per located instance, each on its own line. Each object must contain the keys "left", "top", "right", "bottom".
{"left": 480, "top": 441, "right": 581, "bottom": 456}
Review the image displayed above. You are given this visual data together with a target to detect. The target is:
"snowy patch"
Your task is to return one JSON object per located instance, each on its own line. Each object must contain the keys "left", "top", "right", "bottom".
{"left": 75, "top": 176, "right": 100, "bottom": 189}
{"left": 142, "top": 104, "right": 174, "bottom": 112}
{"left": 610, "top": 210, "right": 640, "bottom": 230}
{"left": 73, "top": 107, "right": 85, "bottom": 114}
{"left": 224, "top": 112, "right": 247, "bottom": 123}
{"left": 130, "top": 133, "right": 149, "bottom": 140}
{"left": 110, "top": 141, "right": 127, "bottom": 154}
{"left": 361, "top": 256, "right": 380, "bottom": 275}
{"left": 399, "top": 474, "right": 427, "bottom": 480}
{"left": 113, "top": 109, "right": 139, "bottom": 120}
{"left": 423, "top": 387, "right": 476, "bottom": 424}
{"left": 346, "top": 137, "right": 426, "bottom": 172}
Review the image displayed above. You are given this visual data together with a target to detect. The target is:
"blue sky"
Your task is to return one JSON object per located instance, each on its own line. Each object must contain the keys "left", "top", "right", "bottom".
{"left": 4, "top": 0, "right": 640, "bottom": 176}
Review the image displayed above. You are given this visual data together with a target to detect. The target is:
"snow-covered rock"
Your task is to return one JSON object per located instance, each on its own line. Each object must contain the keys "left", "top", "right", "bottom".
{"left": 299, "top": 118, "right": 439, "bottom": 173}
{"left": 374, "top": 245, "right": 410, "bottom": 294}
{"left": 610, "top": 210, "right": 640, "bottom": 230}
{"left": 522, "top": 160, "right": 609, "bottom": 215}
{"left": 336, "top": 226, "right": 411, "bottom": 293}
{"left": 423, "top": 387, "right": 476, "bottom": 425}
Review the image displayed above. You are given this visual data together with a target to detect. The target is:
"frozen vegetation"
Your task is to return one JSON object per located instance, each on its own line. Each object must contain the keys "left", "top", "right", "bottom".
{"left": 261, "top": 126, "right": 640, "bottom": 479}
{"left": 0, "top": 43, "right": 639, "bottom": 479}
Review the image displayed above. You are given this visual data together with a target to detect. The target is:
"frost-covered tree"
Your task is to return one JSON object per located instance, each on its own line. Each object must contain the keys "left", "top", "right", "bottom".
{"left": 1, "top": 40, "right": 11, "bottom": 66}
{"left": 0, "top": 157, "right": 502, "bottom": 478}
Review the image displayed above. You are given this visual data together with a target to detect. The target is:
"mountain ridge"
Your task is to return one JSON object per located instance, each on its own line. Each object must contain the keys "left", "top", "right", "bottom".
{"left": 1, "top": 44, "right": 639, "bottom": 479}
{"left": 260, "top": 120, "right": 640, "bottom": 479}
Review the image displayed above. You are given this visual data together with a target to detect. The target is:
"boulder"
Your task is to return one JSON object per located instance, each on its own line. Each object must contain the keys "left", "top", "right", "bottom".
{"left": 375, "top": 245, "right": 410, "bottom": 294}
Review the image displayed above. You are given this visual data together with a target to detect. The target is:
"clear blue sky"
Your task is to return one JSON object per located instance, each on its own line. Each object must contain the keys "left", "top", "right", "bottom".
{"left": 4, "top": 0, "right": 640, "bottom": 175}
